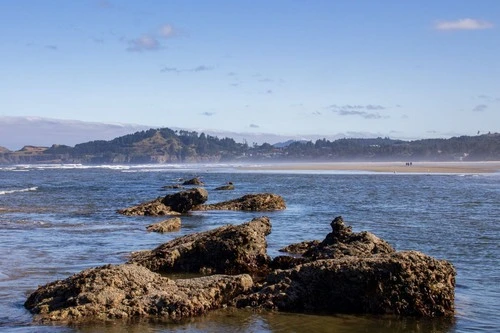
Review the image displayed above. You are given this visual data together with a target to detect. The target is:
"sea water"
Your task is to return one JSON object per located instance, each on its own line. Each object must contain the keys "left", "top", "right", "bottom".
{"left": 0, "top": 164, "right": 498, "bottom": 332}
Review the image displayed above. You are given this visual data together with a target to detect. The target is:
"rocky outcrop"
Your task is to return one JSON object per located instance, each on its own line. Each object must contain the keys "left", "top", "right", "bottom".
{"left": 25, "top": 216, "right": 456, "bottom": 324}
{"left": 214, "top": 182, "right": 234, "bottom": 191}
{"left": 146, "top": 217, "right": 181, "bottom": 233}
{"left": 182, "top": 177, "right": 204, "bottom": 186}
{"left": 162, "top": 188, "right": 208, "bottom": 213}
{"left": 236, "top": 251, "right": 455, "bottom": 317}
{"left": 25, "top": 263, "right": 253, "bottom": 323}
{"left": 194, "top": 193, "right": 286, "bottom": 211}
{"left": 118, "top": 190, "right": 283, "bottom": 215}
{"left": 117, "top": 188, "right": 208, "bottom": 216}
{"left": 129, "top": 217, "right": 272, "bottom": 277}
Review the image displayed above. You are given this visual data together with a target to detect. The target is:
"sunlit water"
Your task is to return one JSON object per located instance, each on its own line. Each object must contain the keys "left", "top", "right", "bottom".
{"left": 0, "top": 164, "right": 498, "bottom": 332}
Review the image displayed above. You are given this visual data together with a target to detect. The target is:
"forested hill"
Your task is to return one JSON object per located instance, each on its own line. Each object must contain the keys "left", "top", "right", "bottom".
{"left": 0, "top": 128, "right": 499, "bottom": 164}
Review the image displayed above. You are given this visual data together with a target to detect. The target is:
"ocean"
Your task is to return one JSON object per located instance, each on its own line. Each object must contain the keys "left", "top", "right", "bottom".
{"left": 0, "top": 164, "right": 498, "bottom": 332}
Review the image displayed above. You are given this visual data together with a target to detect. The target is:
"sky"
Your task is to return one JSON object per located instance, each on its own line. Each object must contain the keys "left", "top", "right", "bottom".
{"left": 1, "top": 0, "right": 499, "bottom": 141}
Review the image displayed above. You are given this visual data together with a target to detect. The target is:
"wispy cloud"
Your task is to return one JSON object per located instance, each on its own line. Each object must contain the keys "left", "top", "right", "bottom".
{"left": 434, "top": 18, "right": 494, "bottom": 31}
{"left": 160, "top": 65, "right": 214, "bottom": 73}
{"left": 249, "top": 124, "right": 260, "bottom": 128}
{"left": 201, "top": 112, "right": 215, "bottom": 116}
{"left": 45, "top": 45, "right": 58, "bottom": 51}
{"left": 473, "top": 104, "right": 488, "bottom": 112}
{"left": 126, "top": 23, "right": 178, "bottom": 52}
{"left": 329, "top": 104, "right": 388, "bottom": 119}
{"left": 127, "top": 35, "right": 160, "bottom": 52}
{"left": 159, "top": 24, "right": 175, "bottom": 38}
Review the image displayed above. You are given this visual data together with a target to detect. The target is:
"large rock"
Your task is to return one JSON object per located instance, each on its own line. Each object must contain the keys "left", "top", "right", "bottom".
{"left": 118, "top": 188, "right": 208, "bottom": 216}
{"left": 146, "top": 217, "right": 181, "bottom": 233}
{"left": 129, "top": 217, "right": 272, "bottom": 277}
{"left": 236, "top": 251, "right": 456, "bottom": 317}
{"left": 194, "top": 193, "right": 286, "bottom": 211}
{"left": 25, "top": 263, "right": 253, "bottom": 323}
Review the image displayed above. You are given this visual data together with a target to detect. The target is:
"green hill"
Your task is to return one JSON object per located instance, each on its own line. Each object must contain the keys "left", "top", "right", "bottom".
{"left": 0, "top": 128, "right": 499, "bottom": 164}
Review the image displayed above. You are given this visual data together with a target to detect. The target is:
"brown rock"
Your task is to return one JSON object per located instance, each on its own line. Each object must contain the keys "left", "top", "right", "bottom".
{"left": 117, "top": 197, "right": 178, "bottom": 216}
{"left": 281, "top": 216, "right": 395, "bottom": 259}
{"left": 117, "top": 188, "right": 208, "bottom": 216}
{"left": 162, "top": 188, "right": 208, "bottom": 213}
{"left": 194, "top": 193, "right": 286, "bottom": 211}
{"left": 235, "top": 251, "right": 456, "bottom": 317}
{"left": 146, "top": 217, "right": 181, "bottom": 233}
{"left": 129, "top": 217, "right": 272, "bottom": 277}
{"left": 25, "top": 263, "right": 253, "bottom": 323}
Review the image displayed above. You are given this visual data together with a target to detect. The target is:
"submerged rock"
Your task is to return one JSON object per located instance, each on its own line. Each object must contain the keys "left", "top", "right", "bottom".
{"left": 194, "top": 193, "right": 286, "bottom": 211}
{"left": 118, "top": 188, "right": 208, "bottom": 216}
{"left": 236, "top": 251, "right": 455, "bottom": 317}
{"left": 146, "top": 217, "right": 181, "bottom": 233}
{"left": 214, "top": 182, "right": 234, "bottom": 191}
{"left": 129, "top": 217, "right": 272, "bottom": 277}
{"left": 25, "top": 263, "right": 253, "bottom": 323}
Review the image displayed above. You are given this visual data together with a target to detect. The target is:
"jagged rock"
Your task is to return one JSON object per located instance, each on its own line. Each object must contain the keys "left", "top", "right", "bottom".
{"left": 194, "top": 193, "right": 286, "bottom": 211}
{"left": 129, "top": 217, "right": 272, "bottom": 277}
{"left": 146, "top": 217, "right": 181, "bottom": 233}
{"left": 24, "top": 263, "right": 253, "bottom": 323}
{"left": 117, "top": 188, "right": 208, "bottom": 216}
{"left": 214, "top": 182, "right": 234, "bottom": 191}
{"left": 24, "top": 216, "right": 456, "bottom": 324}
{"left": 235, "top": 251, "right": 456, "bottom": 317}
{"left": 280, "top": 216, "right": 395, "bottom": 259}
{"left": 182, "top": 177, "right": 204, "bottom": 186}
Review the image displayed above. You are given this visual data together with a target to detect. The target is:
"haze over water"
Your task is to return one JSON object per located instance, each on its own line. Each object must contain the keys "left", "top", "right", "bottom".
{"left": 0, "top": 164, "right": 498, "bottom": 332}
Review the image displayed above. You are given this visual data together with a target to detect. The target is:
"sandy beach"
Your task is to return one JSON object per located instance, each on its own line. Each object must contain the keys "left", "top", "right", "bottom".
{"left": 239, "top": 161, "right": 500, "bottom": 174}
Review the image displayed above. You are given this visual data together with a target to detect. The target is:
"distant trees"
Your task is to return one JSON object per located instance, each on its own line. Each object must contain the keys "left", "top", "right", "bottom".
{"left": 2, "top": 128, "right": 499, "bottom": 164}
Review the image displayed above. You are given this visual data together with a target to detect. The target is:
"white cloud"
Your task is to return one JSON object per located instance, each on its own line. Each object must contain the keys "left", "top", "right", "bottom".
{"left": 434, "top": 18, "right": 494, "bottom": 31}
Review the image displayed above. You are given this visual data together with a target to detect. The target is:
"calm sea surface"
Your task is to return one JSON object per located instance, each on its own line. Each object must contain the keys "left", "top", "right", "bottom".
{"left": 0, "top": 164, "right": 498, "bottom": 333}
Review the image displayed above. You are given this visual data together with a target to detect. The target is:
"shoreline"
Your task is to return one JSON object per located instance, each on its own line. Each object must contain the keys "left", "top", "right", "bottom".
{"left": 238, "top": 161, "right": 500, "bottom": 174}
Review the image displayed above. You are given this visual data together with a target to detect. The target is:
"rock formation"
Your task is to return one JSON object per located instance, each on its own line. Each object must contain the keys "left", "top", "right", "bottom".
{"left": 25, "top": 216, "right": 456, "bottom": 324}
{"left": 118, "top": 191, "right": 285, "bottom": 216}
{"left": 236, "top": 251, "right": 455, "bottom": 317}
{"left": 194, "top": 193, "right": 286, "bottom": 211}
{"left": 129, "top": 217, "right": 272, "bottom": 277}
{"left": 25, "top": 263, "right": 253, "bottom": 323}
{"left": 146, "top": 217, "right": 181, "bottom": 233}
{"left": 117, "top": 188, "right": 208, "bottom": 216}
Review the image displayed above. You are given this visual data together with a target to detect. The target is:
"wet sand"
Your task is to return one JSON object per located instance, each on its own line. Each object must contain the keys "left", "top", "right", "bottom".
{"left": 239, "top": 161, "right": 500, "bottom": 174}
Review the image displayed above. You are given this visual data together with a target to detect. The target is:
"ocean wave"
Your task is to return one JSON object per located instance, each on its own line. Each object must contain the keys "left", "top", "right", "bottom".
{"left": 0, "top": 187, "right": 38, "bottom": 195}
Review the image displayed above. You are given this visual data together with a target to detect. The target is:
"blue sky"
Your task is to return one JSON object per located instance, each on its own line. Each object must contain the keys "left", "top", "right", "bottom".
{"left": 1, "top": 0, "right": 499, "bottom": 140}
